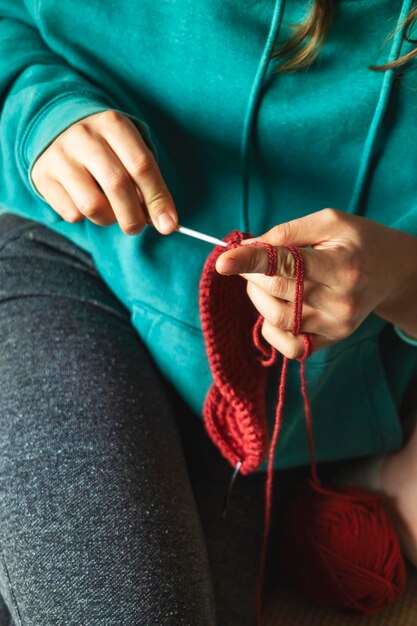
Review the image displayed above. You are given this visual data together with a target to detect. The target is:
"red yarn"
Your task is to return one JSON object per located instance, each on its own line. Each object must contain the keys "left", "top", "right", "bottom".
{"left": 279, "top": 479, "right": 406, "bottom": 614}
{"left": 199, "top": 230, "right": 271, "bottom": 474}
{"left": 199, "top": 229, "right": 406, "bottom": 624}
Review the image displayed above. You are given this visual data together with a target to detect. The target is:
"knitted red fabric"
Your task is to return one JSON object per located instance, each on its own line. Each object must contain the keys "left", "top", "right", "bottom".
{"left": 199, "top": 229, "right": 312, "bottom": 470}
{"left": 199, "top": 230, "right": 273, "bottom": 475}
{"left": 199, "top": 228, "right": 406, "bottom": 624}
{"left": 199, "top": 229, "right": 313, "bottom": 623}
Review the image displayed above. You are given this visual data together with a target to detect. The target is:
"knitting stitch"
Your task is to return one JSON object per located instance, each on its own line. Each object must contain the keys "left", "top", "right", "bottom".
{"left": 199, "top": 229, "right": 272, "bottom": 475}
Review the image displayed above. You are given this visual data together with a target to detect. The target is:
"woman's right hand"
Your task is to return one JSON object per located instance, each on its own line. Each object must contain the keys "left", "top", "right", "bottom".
{"left": 30, "top": 109, "right": 178, "bottom": 235}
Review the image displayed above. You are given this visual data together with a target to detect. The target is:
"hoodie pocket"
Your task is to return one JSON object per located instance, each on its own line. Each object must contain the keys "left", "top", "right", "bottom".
{"left": 130, "top": 301, "right": 211, "bottom": 419}
{"left": 131, "top": 300, "right": 404, "bottom": 466}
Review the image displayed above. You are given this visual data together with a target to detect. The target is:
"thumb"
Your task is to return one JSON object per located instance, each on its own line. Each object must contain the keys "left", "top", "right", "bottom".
{"left": 241, "top": 208, "right": 339, "bottom": 247}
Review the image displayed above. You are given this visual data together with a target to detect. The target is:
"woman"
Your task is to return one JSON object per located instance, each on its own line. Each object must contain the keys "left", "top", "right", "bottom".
{"left": 1, "top": 0, "right": 417, "bottom": 624}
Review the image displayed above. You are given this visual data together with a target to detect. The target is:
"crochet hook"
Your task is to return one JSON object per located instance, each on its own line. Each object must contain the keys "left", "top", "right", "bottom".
{"left": 145, "top": 217, "right": 227, "bottom": 247}
{"left": 175, "top": 225, "right": 228, "bottom": 247}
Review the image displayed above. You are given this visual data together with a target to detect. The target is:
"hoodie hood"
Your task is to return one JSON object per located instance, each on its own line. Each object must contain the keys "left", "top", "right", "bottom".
{"left": 240, "top": 0, "right": 414, "bottom": 232}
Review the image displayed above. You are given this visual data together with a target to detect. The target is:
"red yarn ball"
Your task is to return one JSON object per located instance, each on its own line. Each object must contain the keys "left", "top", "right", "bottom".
{"left": 279, "top": 478, "right": 406, "bottom": 614}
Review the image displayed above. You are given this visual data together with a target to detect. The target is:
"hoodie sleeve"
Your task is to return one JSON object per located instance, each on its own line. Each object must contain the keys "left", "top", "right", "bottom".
{"left": 0, "top": 0, "right": 159, "bottom": 224}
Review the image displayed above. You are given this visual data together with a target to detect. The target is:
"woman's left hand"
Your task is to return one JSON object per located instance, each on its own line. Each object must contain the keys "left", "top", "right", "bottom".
{"left": 215, "top": 208, "right": 417, "bottom": 359}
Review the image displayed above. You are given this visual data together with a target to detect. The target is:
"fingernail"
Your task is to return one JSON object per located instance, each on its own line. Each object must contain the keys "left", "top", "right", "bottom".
{"left": 217, "top": 257, "right": 239, "bottom": 274}
{"left": 241, "top": 238, "right": 258, "bottom": 245}
{"left": 157, "top": 212, "right": 176, "bottom": 233}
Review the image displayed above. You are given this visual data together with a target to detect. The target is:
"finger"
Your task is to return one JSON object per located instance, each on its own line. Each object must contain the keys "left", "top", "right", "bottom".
{"left": 100, "top": 113, "right": 178, "bottom": 234}
{"left": 37, "top": 177, "right": 85, "bottom": 223}
{"left": 216, "top": 244, "right": 335, "bottom": 286}
{"left": 241, "top": 273, "right": 332, "bottom": 311}
{"left": 56, "top": 156, "right": 117, "bottom": 226}
{"left": 260, "top": 319, "right": 332, "bottom": 359}
{"left": 247, "top": 282, "right": 326, "bottom": 334}
{"left": 241, "top": 208, "right": 343, "bottom": 247}
{"left": 248, "top": 280, "right": 358, "bottom": 341}
{"left": 242, "top": 272, "right": 296, "bottom": 302}
{"left": 71, "top": 132, "right": 145, "bottom": 235}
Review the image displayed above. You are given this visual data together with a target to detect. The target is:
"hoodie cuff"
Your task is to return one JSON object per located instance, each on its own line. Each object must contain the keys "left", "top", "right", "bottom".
{"left": 23, "top": 90, "right": 159, "bottom": 201}
{"left": 394, "top": 324, "right": 417, "bottom": 347}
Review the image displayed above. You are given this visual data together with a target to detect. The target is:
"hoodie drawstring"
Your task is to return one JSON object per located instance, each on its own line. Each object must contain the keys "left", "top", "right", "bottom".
{"left": 348, "top": 0, "right": 413, "bottom": 215}
{"left": 240, "top": 0, "right": 286, "bottom": 234}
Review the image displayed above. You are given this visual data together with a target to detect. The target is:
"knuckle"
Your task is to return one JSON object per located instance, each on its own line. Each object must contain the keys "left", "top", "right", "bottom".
{"left": 102, "top": 169, "right": 129, "bottom": 191}
{"left": 271, "top": 221, "right": 292, "bottom": 244}
{"left": 122, "top": 220, "right": 145, "bottom": 235}
{"left": 147, "top": 190, "right": 171, "bottom": 214}
{"left": 67, "top": 122, "right": 91, "bottom": 144}
{"left": 65, "top": 211, "right": 84, "bottom": 224}
{"left": 270, "top": 275, "right": 289, "bottom": 298}
{"left": 78, "top": 200, "right": 102, "bottom": 219}
{"left": 322, "top": 207, "right": 341, "bottom": 223}
{"left": 130, "top": 152, "right": 154, "bottom": 177}
{"left": 130, "top": 152, "right": 155, "bottom": 177}
{"left": 100, "top": 109, "right": 125, "bottom": 126}
{"left": 46, "top": 142, "right": 65, "bottom": 160}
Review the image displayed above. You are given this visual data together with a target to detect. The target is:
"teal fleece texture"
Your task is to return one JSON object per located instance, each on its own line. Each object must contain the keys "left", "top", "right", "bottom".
{"left": 1, "top": 0, "right": 417, "bottom": 471}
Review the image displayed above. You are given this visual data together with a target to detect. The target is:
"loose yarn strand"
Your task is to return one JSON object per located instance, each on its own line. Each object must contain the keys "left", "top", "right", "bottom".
{"left": 254, "top": 242, "right": 315, "bottom": 625}
{"left": 251, "top": 242, "right": 279, "bottom": 366}
{"left": 299, "top": 350, "right": 319, "bottom": 484}
{"left": 255, "top": 355, "right": 289, "bottom": 625}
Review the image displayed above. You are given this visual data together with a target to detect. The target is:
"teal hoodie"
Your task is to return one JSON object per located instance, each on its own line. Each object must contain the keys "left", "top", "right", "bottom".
{"left": 1, "top": 0, "right": 417, "bottom": 472}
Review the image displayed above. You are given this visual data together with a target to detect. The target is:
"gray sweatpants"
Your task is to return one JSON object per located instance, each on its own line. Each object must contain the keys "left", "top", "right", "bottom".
{"left": 0, "top": 213, "right": 366, "bottom": 625}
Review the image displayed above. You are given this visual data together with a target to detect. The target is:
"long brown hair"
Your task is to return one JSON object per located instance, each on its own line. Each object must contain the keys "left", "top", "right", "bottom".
{"left": 270, "top": 0, "right": 417, "bottom": 73}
